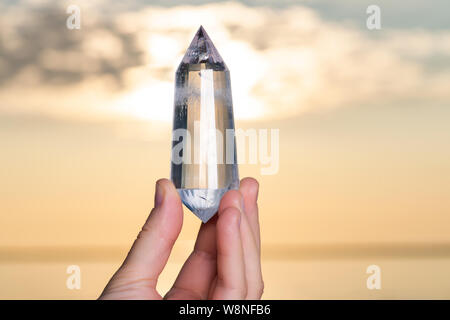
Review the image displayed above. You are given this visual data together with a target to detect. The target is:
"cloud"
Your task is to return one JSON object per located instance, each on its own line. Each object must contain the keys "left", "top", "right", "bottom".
{"left": 0, "top": 1, "right": 449, "bottom": 123}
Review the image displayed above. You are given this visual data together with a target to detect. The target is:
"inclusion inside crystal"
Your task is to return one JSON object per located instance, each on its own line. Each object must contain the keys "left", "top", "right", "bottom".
{"left": 171, "top": 26, "right": 239, "bottom": 223}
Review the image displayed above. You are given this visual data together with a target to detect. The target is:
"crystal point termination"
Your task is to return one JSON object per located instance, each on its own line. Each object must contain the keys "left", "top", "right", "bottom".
{"left": 181, "top": 26, "right": 226, "bottom": 66}
{"left": 170, "top": 26, "right": 239, "bottom": 223}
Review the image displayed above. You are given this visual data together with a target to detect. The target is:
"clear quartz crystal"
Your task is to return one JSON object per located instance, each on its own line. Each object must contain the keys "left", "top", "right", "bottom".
{"left": 171, "top": 26, "right": 239, "bottom": 223}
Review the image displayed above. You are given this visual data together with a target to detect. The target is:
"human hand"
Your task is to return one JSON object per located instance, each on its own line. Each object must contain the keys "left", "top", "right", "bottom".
{"left": 99, "top": 177, "right": 263, "bottom": 300}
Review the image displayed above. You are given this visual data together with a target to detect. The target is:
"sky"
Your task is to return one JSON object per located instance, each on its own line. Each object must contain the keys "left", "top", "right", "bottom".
{"left": 1, "top": 0, "right": 450, "bottom": 123}
{"left": 0, "top": 0, "right": 450, "bottom": 298}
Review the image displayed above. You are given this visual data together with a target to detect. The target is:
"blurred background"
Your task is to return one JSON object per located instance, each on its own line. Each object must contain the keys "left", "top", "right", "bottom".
{"left": 1, "top": 0, "right": 450, "bottom": 299}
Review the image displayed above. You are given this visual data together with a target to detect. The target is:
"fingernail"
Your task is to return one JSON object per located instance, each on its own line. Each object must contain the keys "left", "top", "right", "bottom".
{"left": 155, "top": 181, "right": 164, "bottom": 207}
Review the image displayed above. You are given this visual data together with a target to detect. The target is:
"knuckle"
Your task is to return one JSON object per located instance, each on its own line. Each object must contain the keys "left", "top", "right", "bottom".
{"left": 254, "top": 278, "right": 264, "bottom": 297}
{"left": 258, "top": 280, "right": 265, "bottom": 296}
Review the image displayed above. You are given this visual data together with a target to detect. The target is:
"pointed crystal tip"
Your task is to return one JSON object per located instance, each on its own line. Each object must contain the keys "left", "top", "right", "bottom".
{"left": 178, "top": 188, "right": 229, "bottom": 223}
{"left": 181, "top": 26, "right": 226, "bottom": 67}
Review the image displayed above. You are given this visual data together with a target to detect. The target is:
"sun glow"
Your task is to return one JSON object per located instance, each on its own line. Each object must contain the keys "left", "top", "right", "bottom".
{"left": 112, "top": 80, "right": 173, "bottom": 122}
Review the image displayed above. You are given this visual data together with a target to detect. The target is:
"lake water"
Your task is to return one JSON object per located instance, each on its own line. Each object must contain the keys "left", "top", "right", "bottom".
{"left": 1, "top": 254, "right": 450, "bottom": 299}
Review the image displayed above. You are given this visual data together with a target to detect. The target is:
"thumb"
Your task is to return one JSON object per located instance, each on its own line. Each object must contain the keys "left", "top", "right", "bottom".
{"left": 118, "top": 179, "right": 183, "bottom": 283}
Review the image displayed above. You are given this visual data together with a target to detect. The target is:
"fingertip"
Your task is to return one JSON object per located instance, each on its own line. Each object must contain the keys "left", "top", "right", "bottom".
{"left": 219, "top": 189, "right": 244, "bottom": 214}
{"left": 238, "top": 177, "right": 261, "bottom": 249}
{"left": 155, "top": 178, "right": 181, "bottom": 207}
{"left": 217, "top": 206, "right": 241, "bottom": 234}
{"left": 241, "top": 177, "right": 259, "bottom": 188}
{"left": 151, "top": 178, "right": 183, "bottom": 239}
{"left": 154, "top": 179, "right": 165, "bottom": 207}
{"left": 156, "top": 178, "right": 177, "bottom": 195}
{"left": 239, "top": 177, "right": 259, "bottom": 202}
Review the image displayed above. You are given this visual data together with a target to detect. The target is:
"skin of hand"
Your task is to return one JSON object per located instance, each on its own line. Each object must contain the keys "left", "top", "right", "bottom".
{"left": 99, "top": 177, "right": 263, "bottom": 300}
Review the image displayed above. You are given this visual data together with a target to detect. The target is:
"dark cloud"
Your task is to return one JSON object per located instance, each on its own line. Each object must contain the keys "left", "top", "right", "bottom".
{"left": 0, "top": 2, "right": 145, "bottom": 87}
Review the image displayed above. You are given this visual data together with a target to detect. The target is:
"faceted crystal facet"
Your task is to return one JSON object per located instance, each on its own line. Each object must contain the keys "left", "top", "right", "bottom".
{"left": 171, "top": 26, "right": 239, "bottom": 223}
